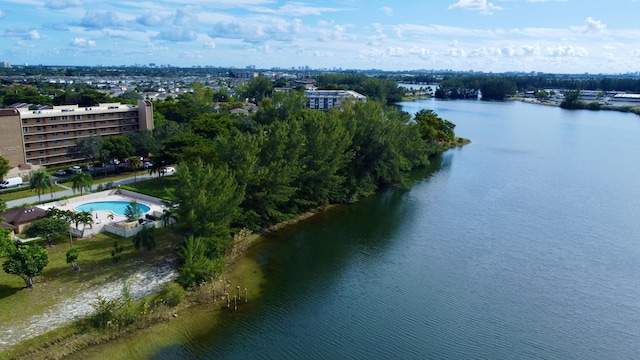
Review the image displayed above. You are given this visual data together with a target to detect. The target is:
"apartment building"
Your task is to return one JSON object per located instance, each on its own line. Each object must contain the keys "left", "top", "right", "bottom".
{"left": 304, "top": 89, "right": 366, "bottom": 110}
{"left": 0, "top": 100, "right": 153, "bottom": 167}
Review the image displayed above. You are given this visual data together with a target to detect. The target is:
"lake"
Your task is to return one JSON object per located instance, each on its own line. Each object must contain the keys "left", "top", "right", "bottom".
{"left": 96, "top": 99, "right": 640, "bottom": 359}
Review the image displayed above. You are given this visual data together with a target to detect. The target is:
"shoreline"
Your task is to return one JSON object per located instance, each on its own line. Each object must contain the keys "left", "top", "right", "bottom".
{"left": 1, "top": 206, "right": 334, "bottom": 360}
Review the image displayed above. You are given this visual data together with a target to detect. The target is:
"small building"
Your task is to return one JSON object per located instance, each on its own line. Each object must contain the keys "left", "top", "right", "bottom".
{"left": 0, "top": 207, "right": 48, "bottom": 234}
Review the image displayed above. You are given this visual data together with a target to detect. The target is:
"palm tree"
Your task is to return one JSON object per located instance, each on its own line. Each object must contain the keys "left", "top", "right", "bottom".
{"left": 133, "top": 225, "right": 156, "bottom": 254}
{"left": 70, "top": 171, "right": 93, "bottom": 195}
{"left": 29, "top": 169, "right": 52, "bottom": 203}
{"left": 128, "top": 157, "right": 142, "bottom": 185}
{"left": 74, "top": 210, "right": 94, "bottom": 230}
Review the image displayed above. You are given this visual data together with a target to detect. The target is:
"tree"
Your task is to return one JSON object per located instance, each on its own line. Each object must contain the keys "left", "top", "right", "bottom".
{"left": 24, "top": 217, "right": 69, "bottom": 247}
{"left": 29, "top": 169, "right": 53, "bottom": 203}
{"left": 103, "top": 136, "right": 135, "bottom": 174}
{"left": 0, "top": 155, "right": 9, "bottom": 179}
{"left": 132, "top": 226, "right": 156, "bottom": 254}
{"left": 127, "top": 156, "right": 142, "bottom": 185}
{"left": 414, "top": 109, "right": 456, "bottom": 144}
{"left": 176, "top": 236, "right": 224, "bottom": 290}
{"left": 124, "top": 200, "right": 143, "bottom": 222}
{"left": 66, "top": 247, "right": 80, "bottom": 271}
{"left": 2, "top": 244, "right": 49, "bottom": 288}
{"left": 70, "top": 136, "right": 105, "bottom": 165}
{"left": 236, "top": 76, "right": 274, "bottom": 103}
{"left": 76, "top": 211, "right": 94, "bottom": 232}
{"left": 173, "top": 160, "right": 243, "bottom": 244}
{"left": 70, "top": 171, "right": 93, "bottom": 195}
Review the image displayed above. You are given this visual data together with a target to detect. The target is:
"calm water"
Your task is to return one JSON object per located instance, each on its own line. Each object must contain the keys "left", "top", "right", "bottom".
{"left": 122, "top": 100, "right": 640, "bottom": 359}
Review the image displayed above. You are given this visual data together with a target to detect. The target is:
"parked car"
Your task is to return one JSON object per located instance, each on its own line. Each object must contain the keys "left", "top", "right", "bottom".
{"left": 54, "top": 170, "right": 68, "bottom": 176}
{"left": 143, "top": 161, "right": 153, "bottom": 169}
{"left": 160, "top": 166, "right": 175, "bottom": 175}
{"left": 0, "top": 177, "right": 23, "bottom": 189}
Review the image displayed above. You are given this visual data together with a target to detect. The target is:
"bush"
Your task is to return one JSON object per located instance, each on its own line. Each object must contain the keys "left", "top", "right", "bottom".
{"left": 156, "top": 283, "right": 186, "bottom": 307}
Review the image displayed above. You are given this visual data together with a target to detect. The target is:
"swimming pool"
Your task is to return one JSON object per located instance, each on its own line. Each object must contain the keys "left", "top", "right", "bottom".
{"left": 74, "top": 201, "right": 151, "bottom": 216}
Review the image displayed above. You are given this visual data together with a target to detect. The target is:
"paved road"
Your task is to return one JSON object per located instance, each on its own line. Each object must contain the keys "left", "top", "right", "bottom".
{"left": 5, "top": 172, "right": 160, "bottom": 209}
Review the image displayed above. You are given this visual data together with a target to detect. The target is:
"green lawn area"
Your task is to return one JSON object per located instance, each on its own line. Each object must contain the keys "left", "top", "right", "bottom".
{"left": 125, "top": 176, "right": 178, "bottom": 202}
{"left": 0, "top": 185, "right": 68, "bottom": 202}
{"left": 0, "top": 228, "right": 183, "bottom": 348}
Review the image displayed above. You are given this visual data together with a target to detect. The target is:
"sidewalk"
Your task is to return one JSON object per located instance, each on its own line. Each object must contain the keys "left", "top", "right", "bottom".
{"left": 5, "top": 172, "right": 159, "bottom": 209}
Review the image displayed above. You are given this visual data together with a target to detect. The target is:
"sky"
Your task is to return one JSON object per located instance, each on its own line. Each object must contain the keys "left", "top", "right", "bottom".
{"left": 0, "top": 0, "right": 639, "bottom": 74}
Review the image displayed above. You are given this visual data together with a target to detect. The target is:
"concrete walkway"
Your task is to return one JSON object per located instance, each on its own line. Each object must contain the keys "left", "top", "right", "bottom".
{"left": 5, "top": 172, "right": 162, "bottom": 209}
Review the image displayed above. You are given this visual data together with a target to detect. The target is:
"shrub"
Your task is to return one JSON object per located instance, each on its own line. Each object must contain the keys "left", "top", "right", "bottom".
{"left": 156, "top": 283, "right": 186, "bottom": 307}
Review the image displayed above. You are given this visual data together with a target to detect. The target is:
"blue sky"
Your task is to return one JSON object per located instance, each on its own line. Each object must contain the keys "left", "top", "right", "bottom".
{"left": 0, "top": 0, "right": 639, "bottom": 73}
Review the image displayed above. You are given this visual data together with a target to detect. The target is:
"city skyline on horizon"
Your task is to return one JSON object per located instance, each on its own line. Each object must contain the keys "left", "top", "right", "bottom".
{"left": 1, "top": 0, "right": 639, "bottom": 75}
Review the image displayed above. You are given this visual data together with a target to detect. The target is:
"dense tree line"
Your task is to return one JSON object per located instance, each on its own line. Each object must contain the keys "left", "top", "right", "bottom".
{"left": 148, "top": 85, "right": 459, "bottom": 288}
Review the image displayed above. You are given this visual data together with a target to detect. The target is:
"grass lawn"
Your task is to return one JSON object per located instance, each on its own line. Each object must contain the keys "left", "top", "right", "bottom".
{"left": 0, "top": 228, "right": 183, "bottom": 353}
{"left": 0, "top": 185, "right": 68, "bottom": 203}
{"left": 125, "top": 176, "right": 178, "bottom": 202}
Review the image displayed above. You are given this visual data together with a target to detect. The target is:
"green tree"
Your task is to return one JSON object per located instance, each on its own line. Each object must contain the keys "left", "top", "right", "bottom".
{"left": 70, "top": 136, "right": 105, "bottom": 165}
{"left": 132, "top": 225, "right": 156, "bottom": 254}
{"left": 0, "top": 155, "right": 9, "bottom": 179}
{"left": 70, "top": 171, "right": 93, "bottom": 195}
{"left": 66, "top": 247, "right": 80, "bottom": 271}
{"left": 24, "top": 217, "right": 69, "bottom": 247}
{"left": 176, "top": 236, "right": 224, "bottom": 290}
{"left": 74, "top": 211, "right": 94, "bottom": 234}
{"left": 414, "top": 109, "right": 456, "bottom": 145}
{"left": 236, "top": 76, "right": 274, "bottom": 103}
{"left": 124, "top": 200, "right": 143, "bottom": 222}
{"left": 29, "top": 169, "right": 53, "bottom": 202}
{"left": 103, "top": 136, "right": 135, "bottom": 174}
{"left": 0, "top": 226, "right": 14, "bottom": 258}
{"left": 173, "top": 160, "right": 243, "bottom": 246}
{"left": 2, "top": 244, "right": 49, "bottom": 288}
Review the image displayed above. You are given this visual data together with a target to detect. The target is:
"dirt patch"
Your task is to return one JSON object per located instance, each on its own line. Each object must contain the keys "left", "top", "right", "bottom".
{"left": 0, "top": 264, "right": 177, "bottom": 351}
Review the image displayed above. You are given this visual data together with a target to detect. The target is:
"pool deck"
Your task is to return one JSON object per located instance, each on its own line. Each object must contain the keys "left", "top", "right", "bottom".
{"left": 38, "top": 189, "right": 166, "bottom": 236}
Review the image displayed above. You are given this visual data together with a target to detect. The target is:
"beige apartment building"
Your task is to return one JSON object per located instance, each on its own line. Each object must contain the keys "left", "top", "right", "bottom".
{"left": 0, "top": 100, "right": 153, "bottom": 168}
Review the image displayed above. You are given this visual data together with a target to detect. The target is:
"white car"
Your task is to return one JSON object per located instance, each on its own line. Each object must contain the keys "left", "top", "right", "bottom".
{"left": 160, "top": 166, "right": 175, "bottom": 175}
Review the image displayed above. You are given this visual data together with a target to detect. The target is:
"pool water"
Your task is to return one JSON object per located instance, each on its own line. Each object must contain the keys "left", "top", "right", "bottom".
{"left": 74, "top": 201, "right": 151, "bottom": 216}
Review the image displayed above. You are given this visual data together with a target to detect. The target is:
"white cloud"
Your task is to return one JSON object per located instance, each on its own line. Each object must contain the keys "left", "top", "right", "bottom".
{"left": 28, "top": 30, "right": 40, "bottom": 40}
{"left": 70, "top": 37, "right": 96, "bottom": 47}
{"left": 209, "top": 18, "right": 303, "bottom": 44}
{"left": 527, "top": 0, "right": 567, "bottom": 2}
{"left": 581, "top": 17, "right": 606, "bottom": 34}
{"left": 545, "top": 45, "right": 587, "bottom": 57}
{"left": 318, "top": 24, "right": 356, "bottom": 42}
{"left": 79, "top": 11, "right": 129, "bottom": 29}
{"left": 251, "top": 2, "right": 343, "bottom": 16}
{"left": 0, "top": 10, "right": 5, "bottom": 19}
{"left": 153, "top": 27, "right": 197, "bottom": 42}
{"left": 448, "top": 0, "right": 502, "bottom": 14}
{"left": 44, "top": 0, "right": 82, "bottom": 9}
{"left": 204, "top": 41, "right": 216, "bottom": 49}
{"left": 380, "top": 6, "right": 393, "bottom": 16}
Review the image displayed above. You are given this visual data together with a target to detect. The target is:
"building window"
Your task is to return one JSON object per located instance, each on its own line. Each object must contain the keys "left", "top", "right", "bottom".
{"left": 25, "top": 135, "right": 30, "bottom": 140}
{"left": 36, "top": 126, "right": 42, "bottom": 131}
{"left": 87, "top": 115, "right": 93, "bottom": 119}
{"left": 22, "top": 120, "right": 28, "bottom": 124}
{"left": 62, "top": 124, "right": 69, "bottom": 128}
{"left": 100, "top": 114, "right": 105, "bottom": 117}
{"left": 39, "top": 151, "right": 45, "bottom": 155}
{"left": 26, "top": 151, "right": 31, "bottom": 156}
{"left": 75, "top": 115, "right": 82, "bottom": 120}
{"left": 37, "top": 134, "right": 43, "bottom": 139}
{"left": 53, "top": 132, "right": 59, "bottom": 136}
{"left": 50, "top": 117, "right": 56, "bottom": 121}
{"left": 38, "top": 142, "right": 44, "bottom": 147}
{"left": 78, "top": 131, "right": 83, "bottom": 135}
{"left": 50, "top": 124, "right": 57, "bottom": 129}
{"left": 23, "top": 127, "right": 29, "bottom": 132}
{"left": 61, "top": 116, "right": 69, "bottom": 120}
